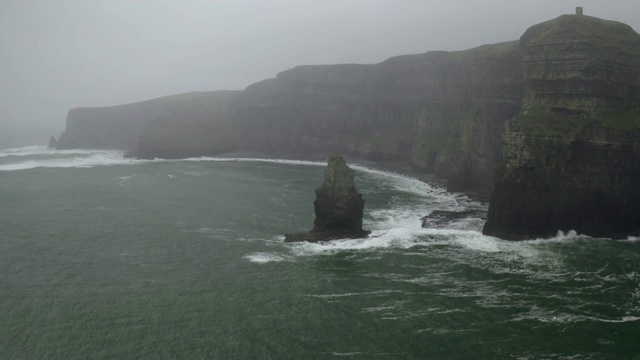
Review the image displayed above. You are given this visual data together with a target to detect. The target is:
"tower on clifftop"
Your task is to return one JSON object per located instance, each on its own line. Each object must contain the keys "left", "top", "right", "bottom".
{"left": 576, "top": 7, "right": 583, "bottom": 15}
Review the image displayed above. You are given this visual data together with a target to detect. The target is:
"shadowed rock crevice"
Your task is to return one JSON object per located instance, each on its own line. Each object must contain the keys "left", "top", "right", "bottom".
{"left": 285, "top": 155, "right": 370, "bottom": 242}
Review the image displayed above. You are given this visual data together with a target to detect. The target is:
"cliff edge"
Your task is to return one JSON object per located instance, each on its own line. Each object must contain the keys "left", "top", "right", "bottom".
{"left": 483, "top": 15, "right": 640, "bottom": 240}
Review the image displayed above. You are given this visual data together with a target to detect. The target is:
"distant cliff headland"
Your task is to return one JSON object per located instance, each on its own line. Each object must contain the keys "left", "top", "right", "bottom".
{"left": 54, "top": 13, "right": 640, "bottom": 240}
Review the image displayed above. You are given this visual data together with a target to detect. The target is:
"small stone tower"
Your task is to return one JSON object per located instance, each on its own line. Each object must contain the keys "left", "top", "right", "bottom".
{"left": 576, "top": 7, "right": 583, "bottom": 16}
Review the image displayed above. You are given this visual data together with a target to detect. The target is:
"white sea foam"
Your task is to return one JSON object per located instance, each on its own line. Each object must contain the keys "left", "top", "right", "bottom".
{"left": 0, "top": 150, "right": 150, "bottom": 171}
{"left": 350, "top": 164, "right": 452, "bottom": 200}
{"left": 0, "top": 145, "right": 48, "bottom": 157}
{"left": 522, "top": 230, "right": 579, "bottom": 243}
{"left": 117, "top": 176, "right": 133, "bottom": 186}
{"left": 0, "top": 145, "right": 105, "bottom": 158}
{"left": 182, "top": 156, "right": 466, "bottom": 203}
{"left": 307, "top": 290, "right": 403, "bottom": 299}
{"left": 622, "top": 236, "right": 640, "bottom": 242}
{"left": 243, "top": 252, "right": 288, "bottom": 264}
{"left": 512, "top": 309, "right": 640, "bottom": 324}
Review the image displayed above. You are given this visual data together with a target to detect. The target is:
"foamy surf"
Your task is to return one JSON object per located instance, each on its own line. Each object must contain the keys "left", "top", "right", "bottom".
{"left": 511, "top": 310, "right": 640, "bottom": 324}
{"left": 182, "top": 156, "right": 468, "bottom": 203}
{"left": 0, "top": 146, "right": 107, "bottom": 158}
{"left": 244, "top": 252, "right": 288, "bottom": 264}
{"left": 0, "top": 150, "right": 151, "bottom": 171}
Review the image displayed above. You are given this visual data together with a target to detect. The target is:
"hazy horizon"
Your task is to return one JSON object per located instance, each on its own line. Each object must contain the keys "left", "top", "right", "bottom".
{"left": 2, "top": 0, "right": 640, "bottom": 147}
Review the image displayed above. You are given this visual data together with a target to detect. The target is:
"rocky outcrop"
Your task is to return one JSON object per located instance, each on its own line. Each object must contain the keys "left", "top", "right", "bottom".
{"left": 285, "top": 155, "right": 370, "bottom": 242}
{"left": 483, "top": 15, "right": 640, "bottom": 240}
{"left": 47, "top": 136, "right": 57, "bottom": 148}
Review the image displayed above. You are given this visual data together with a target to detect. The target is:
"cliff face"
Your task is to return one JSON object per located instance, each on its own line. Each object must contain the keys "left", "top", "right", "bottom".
{"left": 56, "top": 43, "right": 521, "bottom": 192}
{"left": 232, "top": 42, "right": 522, "bottom": 191}
{"left": 136, "top": 91, "right": 239, "bottom": 159}
{"left": 483, "top": 15, "right": 640, "bottom": 240}
{"left": 56, "top": 91, "right": 239, "bottom": 152}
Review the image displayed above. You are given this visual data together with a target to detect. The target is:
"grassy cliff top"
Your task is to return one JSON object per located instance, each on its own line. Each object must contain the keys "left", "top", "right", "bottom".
{"left": 520, "top": 14, "right": 640, "bottom": 49}
{"left": 71, "top": 90, "right": 239, "bottom": 112}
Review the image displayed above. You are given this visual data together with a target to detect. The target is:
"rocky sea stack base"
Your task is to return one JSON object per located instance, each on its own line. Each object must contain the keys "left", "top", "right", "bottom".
{"left": 285, "top": 156, "right": 370, "bottom": 243}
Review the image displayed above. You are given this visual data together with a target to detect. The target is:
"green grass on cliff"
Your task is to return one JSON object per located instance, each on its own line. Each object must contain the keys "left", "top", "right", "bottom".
{"left": 602, "top": 108, "right": 640, "bottom": 130}
{"left": 415, "top": 131, "right": 448, "bottom": 152}
{"left": 139, "top": 91, "right": 240, "bottom": 156}
{"left": 521, "top": 14, "right": 640, "bottom": 52}
{"left": 512, "top": 105, "right": 640, "bottom": 136}
{"left": 142, "top": 120, "right": 239, "bottom": 155}
{"left": 512, "top": 106, "right": 588, "bottom": 137}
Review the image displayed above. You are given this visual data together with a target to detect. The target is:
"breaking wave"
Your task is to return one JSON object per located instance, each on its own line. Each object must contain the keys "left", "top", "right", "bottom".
{"left": 0, "top": 147, "right": 151, "bottom": 171}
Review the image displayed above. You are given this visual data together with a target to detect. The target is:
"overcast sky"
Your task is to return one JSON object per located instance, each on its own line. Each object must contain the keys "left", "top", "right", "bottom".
{"left": 1, "top": 0, "right": 639, "bottom": 140}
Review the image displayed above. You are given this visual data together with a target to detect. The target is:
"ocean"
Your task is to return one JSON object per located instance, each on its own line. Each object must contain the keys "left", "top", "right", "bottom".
{"left": 1, "top": 146, "right": 639, "bottom": 359}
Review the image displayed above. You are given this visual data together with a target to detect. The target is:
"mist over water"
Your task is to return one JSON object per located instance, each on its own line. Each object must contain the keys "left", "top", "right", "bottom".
{"left": 1, "top": 146, "right": 639, "bottom": 358}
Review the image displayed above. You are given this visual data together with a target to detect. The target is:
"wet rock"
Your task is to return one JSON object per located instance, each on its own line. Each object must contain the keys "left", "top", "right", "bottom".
{"left": 285, "top": 155, "right": 370, "bottom": 242}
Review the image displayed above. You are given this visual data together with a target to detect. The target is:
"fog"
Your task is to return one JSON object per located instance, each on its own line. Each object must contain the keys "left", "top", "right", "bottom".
{"left": 1, "top": 0, "right": 639, "bottom": 147}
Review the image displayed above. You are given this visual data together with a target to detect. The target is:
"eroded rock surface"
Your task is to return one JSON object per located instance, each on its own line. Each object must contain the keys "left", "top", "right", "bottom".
{"left": 483, "top": 15, "right": 640, "bottom": 240}
{"left": 285, "top": 156, "right": 370, "bottom": 242}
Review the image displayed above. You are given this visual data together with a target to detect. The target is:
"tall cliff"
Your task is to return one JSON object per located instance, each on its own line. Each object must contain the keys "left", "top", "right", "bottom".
{"left": 231, "top": 42, "right": 522, "bottom": 191}
{"left": 483, "top": 15, "right": 640, "bottom": 240}
{"left": 55, "top": 42, "right": 521, "bottom": 192}
{"left": 56, "top": 91, "right": 239, "bottom": 153}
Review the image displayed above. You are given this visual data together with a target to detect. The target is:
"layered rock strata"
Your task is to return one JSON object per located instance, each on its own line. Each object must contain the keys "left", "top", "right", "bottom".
{"left": 483, "top": 15, "right": 640, "bottom": 240}
{"left": 285, "top": 155, "right": 370, "bottom": 242}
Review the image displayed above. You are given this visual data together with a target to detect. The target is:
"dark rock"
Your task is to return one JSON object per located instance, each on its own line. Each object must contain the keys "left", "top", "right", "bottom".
{"left": 483, "top": 15, "right": 640, "bottom": 240}
{"left": 285, "top": 155, "right": 370, "bottom": 242}
{"left": 421, "top": 210, "right": 487, "bottom": 230}
{"left": 47, "top": 136, "right": 57, "bottom": 148}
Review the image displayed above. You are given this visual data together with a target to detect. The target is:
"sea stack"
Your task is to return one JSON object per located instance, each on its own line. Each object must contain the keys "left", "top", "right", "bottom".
{"left": 285, "top": 155, "right": 370, "bottom": 242}
{"left": 48, "top": 136, "right": 57, "bottom": 148}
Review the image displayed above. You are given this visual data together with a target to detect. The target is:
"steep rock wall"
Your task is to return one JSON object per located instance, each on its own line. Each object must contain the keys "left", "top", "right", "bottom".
{"left": 56, "top": 91, "right": 239, "bottom": 152}
{"left": 483, "top": 15, "right": 640, "bottom": 240}
{"left": 232, "top": 42, "right": 522, "bottom": 191}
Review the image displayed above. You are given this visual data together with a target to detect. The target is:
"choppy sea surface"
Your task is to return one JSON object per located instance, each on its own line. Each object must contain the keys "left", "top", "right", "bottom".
{"left": 1, "top": 146, "right": 639, "bottom": 359}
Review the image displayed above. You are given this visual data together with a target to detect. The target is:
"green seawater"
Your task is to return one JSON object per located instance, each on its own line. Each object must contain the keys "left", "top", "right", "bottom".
{"left": 1, "top": 147, "right": 639, "bottom": 359}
